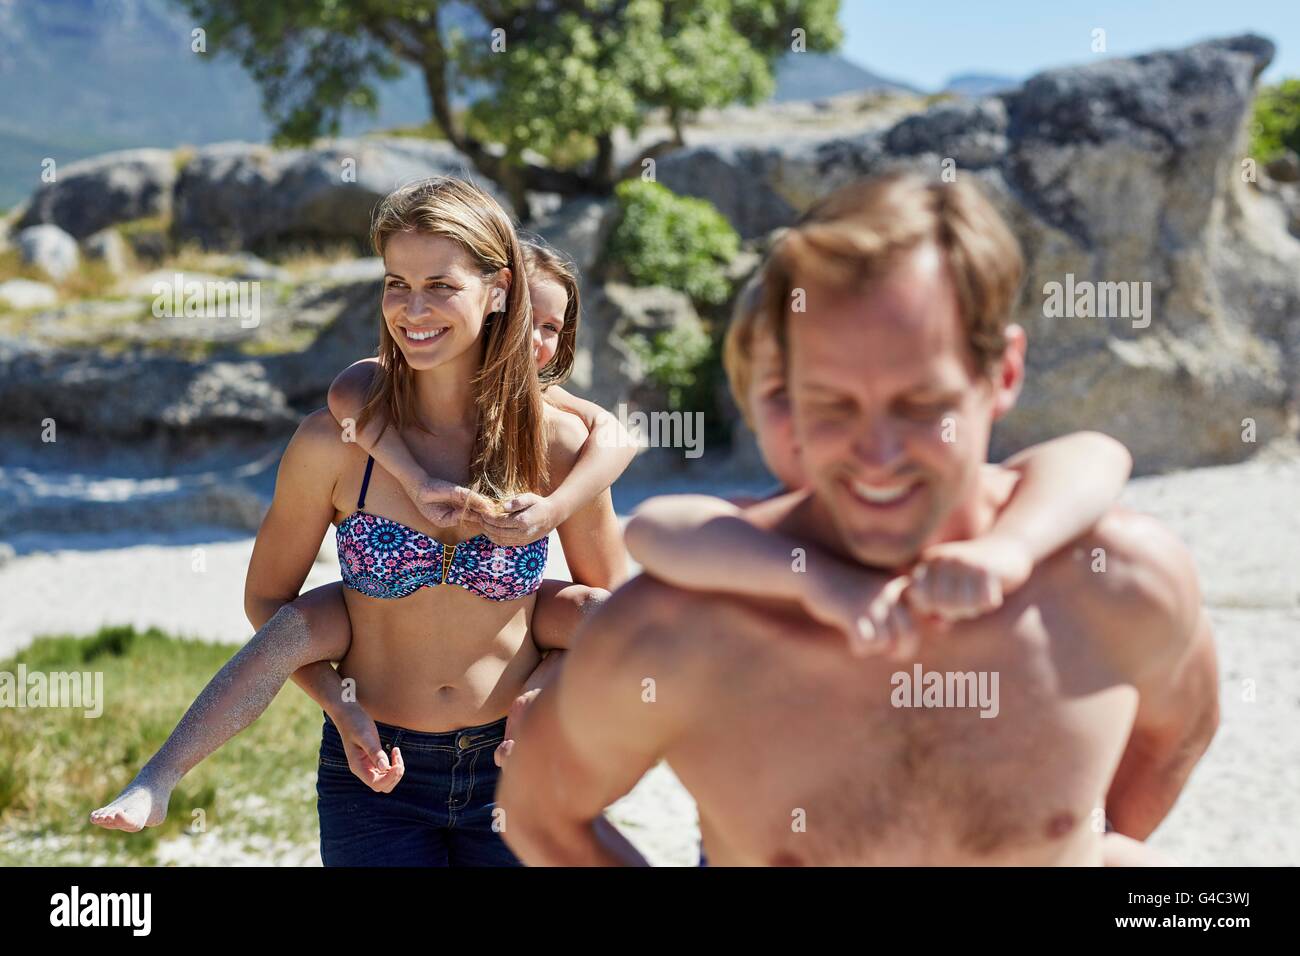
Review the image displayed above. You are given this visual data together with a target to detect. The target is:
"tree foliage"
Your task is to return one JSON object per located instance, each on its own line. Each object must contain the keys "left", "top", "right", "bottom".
{"left": 1252, "top": 79, "right": 1300, "bottom": 164}
{"left": 604, "top": 178, "right": 740, "bottom": 305}
{"left": 176, "top": 0, "right": 842, "bottom": 215}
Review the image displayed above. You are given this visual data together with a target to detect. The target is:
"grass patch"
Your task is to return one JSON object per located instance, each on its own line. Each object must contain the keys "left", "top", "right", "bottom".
{"left": 0, "top": 247, "right": 122, "bottom": 302}
{"left": 114, "top": 214, "right": 171, "bottom": 242}
{"left": 269, "top": 241, "right": 367, "bottom": 277}
{"left": 0, "top": 625, "right": 322, "bottom": 866}
{"left": 0, "top": 247, "right": 48, "bottom": 284}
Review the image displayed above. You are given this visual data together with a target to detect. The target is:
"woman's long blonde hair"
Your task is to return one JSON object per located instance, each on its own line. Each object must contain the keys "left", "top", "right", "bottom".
{"left": 358, "top": 177, "right": 547, "bottom": 501}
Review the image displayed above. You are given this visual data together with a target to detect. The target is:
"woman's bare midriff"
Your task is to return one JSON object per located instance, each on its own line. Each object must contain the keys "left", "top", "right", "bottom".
{"left": 340, "top": 583, "right": 542, "bottom": 732}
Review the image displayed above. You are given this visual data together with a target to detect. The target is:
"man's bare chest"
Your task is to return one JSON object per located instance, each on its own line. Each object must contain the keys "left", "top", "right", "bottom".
{"left": 666, "top": 598, "right": 1138, "bottom": 865}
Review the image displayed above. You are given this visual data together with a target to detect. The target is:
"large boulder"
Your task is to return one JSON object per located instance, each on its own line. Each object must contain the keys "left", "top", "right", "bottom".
{"left": 0, "top": 343, "right": 299, "bottom": 443}
{"left": 655, "top": 35, "right": 1300, "bottom": 472}
{"left": 528, "top": 195, "right": 618, "bottom": 276}
{"left": 0, "top": 266, "right": 389, "bottom": 449}
{"left": 17, "top": 224, "right": 80, "bottom": 281}
{"left": 15, "top": 148, "right": 177, "bottom": 239}
{"left": 172, "top": 138, "right": 509, "bottom": 251}
{"left": 569, "top": 283, "right": 705, "bottom": 414}
{"left": 81, "top": 227, "right": 131, "bottom": 276}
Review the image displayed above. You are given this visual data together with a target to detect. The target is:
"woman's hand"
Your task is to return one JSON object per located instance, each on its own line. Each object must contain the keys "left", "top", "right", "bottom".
{"left": 476, "top": 493, "right": 564, "bottom": 546}
{"left": 332, "top": 702, "right": 405, "bottom": 793}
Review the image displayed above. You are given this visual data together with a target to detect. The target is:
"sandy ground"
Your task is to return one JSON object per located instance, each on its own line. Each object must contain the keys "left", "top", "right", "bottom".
{"left": 2, "top": 448, "right": 1297, "bottom": 866}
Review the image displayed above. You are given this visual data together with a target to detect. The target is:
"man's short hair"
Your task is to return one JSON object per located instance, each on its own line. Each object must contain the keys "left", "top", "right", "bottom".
{"left": 760, "top": 172, "right": 1025, "bottom": 375}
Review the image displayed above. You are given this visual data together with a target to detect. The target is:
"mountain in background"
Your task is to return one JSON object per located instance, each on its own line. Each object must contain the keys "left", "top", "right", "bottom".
{"left": 771, "top": 51, "right": 920, "bottom": 101}
{"left": 0, "top": 0, "right": 920, "bottom": 209}
{"left": 942, "top": 72, "right": 1022, "bottom": 96}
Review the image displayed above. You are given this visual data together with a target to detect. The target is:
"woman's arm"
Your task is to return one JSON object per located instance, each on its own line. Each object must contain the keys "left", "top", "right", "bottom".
{"left": 244, "top": 410, "right": 356, "bottom": 714}
{"left": 244, "top": 408, "right": 342, "bottom": 627}
{"left": 909, "top": 431, "right": 1133, "bottom": 620}
{"left": 477, "top": 387, "right": 636, "bottom": 547}
{"left": 243, "top": 409, "right": 402, "bottom": 789}
{"left": 327, "top": 359, "right": 493, "bottom": 526}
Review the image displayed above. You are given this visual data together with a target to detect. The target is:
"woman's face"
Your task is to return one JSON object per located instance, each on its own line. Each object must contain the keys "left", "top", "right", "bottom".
{"left": 381, "top": 232, "right": 510, "bottom": 372}
{"left": 529, "top": 276, "right": 568, "bottom": 370}
{"left": 748, "top": 327, "right": 806, "bottom": 490}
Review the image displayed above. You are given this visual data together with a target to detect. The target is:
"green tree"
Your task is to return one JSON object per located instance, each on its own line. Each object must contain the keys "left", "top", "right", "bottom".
{"left": 177, "top": 0, "right": 842, "bottom": 217}
{"left": 604, "top": 178, "right": 739, "bottom": 305}
{"left": 1252, "top": 79, "right": 1300, "bottom": 164}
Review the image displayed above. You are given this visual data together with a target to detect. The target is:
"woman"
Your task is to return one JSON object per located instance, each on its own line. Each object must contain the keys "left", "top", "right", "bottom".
{"left": 245, "top": 177, "right": 621, "bottom": 865}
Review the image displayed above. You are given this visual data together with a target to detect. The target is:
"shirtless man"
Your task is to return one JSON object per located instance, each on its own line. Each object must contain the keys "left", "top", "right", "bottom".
{"left": 497, "top": 173, "right": 1219, "bottom": 866}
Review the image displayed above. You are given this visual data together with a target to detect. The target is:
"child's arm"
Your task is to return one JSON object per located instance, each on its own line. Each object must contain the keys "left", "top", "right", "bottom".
{"left": 476, "top": 385, "right": 637, "bottom": 546}
{"left": 908, "top": 431, "right": 1133, "bottom": 620}
{"left": 327, "top": 360, "right": 495, "bottom": 526}
{"left": 625, "top": 495, "right": 913, "bottom": 656}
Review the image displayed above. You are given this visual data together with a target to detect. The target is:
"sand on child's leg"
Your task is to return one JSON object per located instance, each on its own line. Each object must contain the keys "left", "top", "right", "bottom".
{"left": 90, "top": 601, "right": 321, "bottom": 832}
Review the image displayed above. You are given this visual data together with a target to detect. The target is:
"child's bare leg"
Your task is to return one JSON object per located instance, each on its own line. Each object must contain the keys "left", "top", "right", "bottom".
{"left": 90, "top": 583, "right": 351, "bottom": 833}
{"left": 530, "top": 579, "right": 610, "bottom": 652}
{"left": 495, "top": 581, "right": 609, "bottom": 766}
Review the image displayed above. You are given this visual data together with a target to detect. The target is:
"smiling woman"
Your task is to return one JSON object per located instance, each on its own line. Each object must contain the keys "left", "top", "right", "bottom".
{"left": 225, "top": 177, "right": 610, "bottom": 867}
{"left": 357, "top": 178, "right": 546, "bottom": 505}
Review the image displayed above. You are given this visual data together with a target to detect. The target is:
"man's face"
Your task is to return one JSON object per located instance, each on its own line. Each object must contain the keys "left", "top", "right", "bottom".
{"left": 787, "top": 243, "right": 1016, "bottom": 568}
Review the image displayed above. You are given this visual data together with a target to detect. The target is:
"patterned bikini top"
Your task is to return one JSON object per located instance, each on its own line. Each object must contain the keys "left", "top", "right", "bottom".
{"left": 335, "top": 456, "right": 547, "bottom": 601}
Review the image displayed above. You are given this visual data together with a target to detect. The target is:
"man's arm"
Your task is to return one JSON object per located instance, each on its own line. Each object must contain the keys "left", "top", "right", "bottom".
{"left": 497, "top": 578, "right": 686, "bottom": 865}
{"left": 1094, "top": 512, "right": 1220, "bottom": 839}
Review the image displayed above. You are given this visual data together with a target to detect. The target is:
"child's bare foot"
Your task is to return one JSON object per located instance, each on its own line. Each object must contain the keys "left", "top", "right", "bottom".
{"left": 89, "top": 768, "right": 179, "bottom": 832}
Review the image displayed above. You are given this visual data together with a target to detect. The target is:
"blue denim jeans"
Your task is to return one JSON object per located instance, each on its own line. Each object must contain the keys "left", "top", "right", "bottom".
{"left": 316, "top": 712, "right": 522, "bottom": 867}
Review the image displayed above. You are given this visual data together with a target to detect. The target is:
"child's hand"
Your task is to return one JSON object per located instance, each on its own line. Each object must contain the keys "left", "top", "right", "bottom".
{"left": 804, "top": 562, "right": 920, "bottom": 659}
{"left": 907, "top": 535, "right": 1034, "bottom": 622}
{"left": 476, "top": 493, "right": 563, "bottom": 546}
{"left": 332, "top": 702, "right": 405, "bottom": 793}
{"left": 408, "top": 475, "right": 498, "bottom": 528}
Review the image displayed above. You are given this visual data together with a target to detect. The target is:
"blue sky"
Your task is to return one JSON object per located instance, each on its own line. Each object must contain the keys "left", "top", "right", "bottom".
{"left": 837, "top": 1, "right": 1299, "bottom": 90}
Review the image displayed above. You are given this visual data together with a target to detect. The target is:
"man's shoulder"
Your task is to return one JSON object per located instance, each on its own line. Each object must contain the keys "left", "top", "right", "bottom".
{"left": 579, "top": 574, "right": 742, "bottom": 672}
{"left": 1047, "top": 507, "right": 1203, "bottom": 674}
